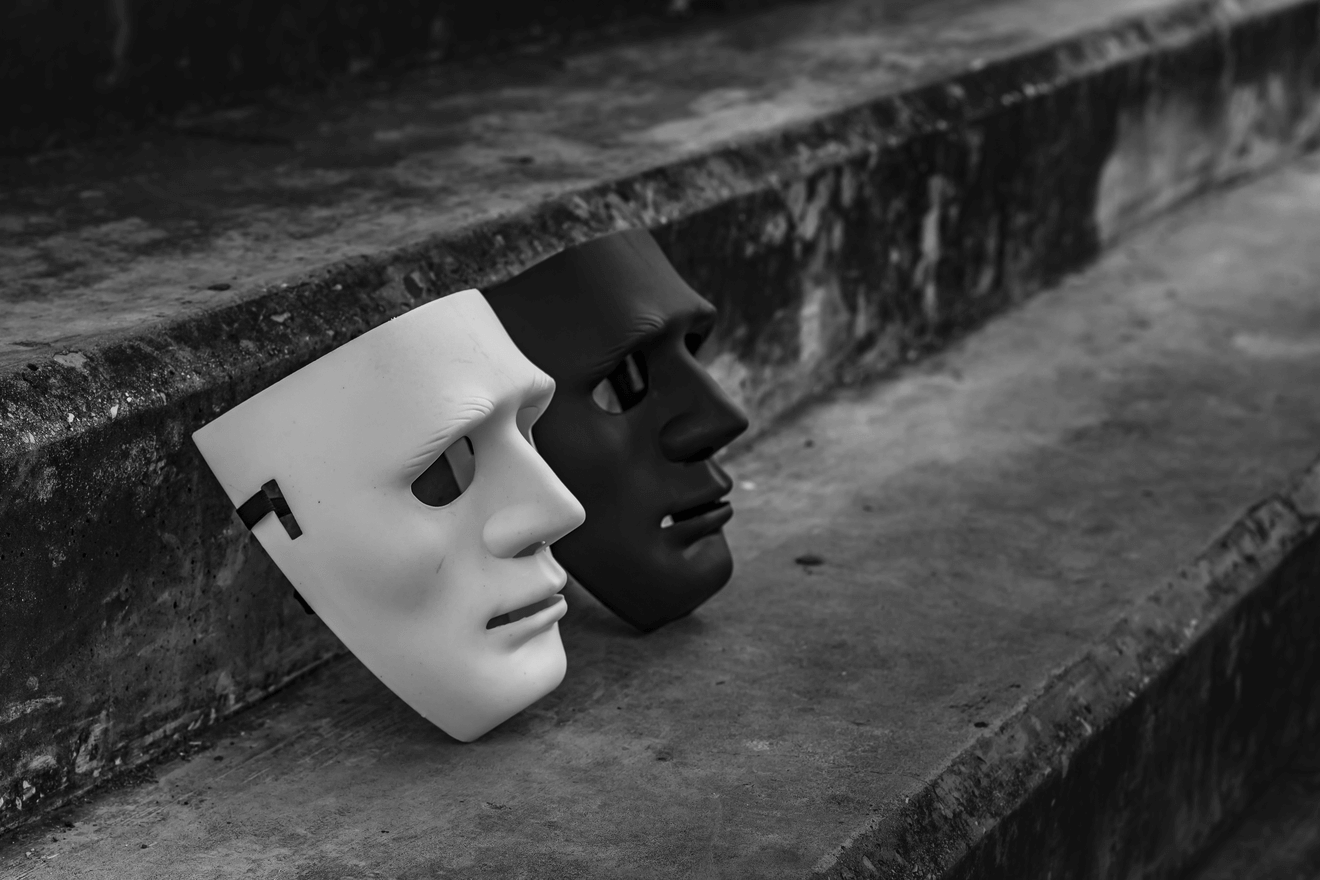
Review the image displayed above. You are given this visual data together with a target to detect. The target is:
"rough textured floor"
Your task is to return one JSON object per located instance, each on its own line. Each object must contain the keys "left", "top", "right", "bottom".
{"left": 3, "top": 157, "right": 1320, "bottom": 878}
{"left": 0, "top": 0, "right": 1254, "bottom": 365}
{"left": 1186, "top": 732, "right": 1320, "bottom": 880}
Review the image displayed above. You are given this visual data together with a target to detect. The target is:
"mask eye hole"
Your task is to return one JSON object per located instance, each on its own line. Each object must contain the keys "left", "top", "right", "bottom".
{"left": 591, "top": 351, "right": 648, "bottom": 415}
{"left": 411, "top": 437, "right": 475, "bottom": 507}
{"left": 685, "top": 332, "right": 705, "bottom": 355}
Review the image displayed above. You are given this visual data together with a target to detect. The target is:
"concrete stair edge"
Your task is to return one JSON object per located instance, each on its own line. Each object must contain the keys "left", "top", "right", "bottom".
{"left": 813, "top": 456, "right": 1320, "bottom": 879}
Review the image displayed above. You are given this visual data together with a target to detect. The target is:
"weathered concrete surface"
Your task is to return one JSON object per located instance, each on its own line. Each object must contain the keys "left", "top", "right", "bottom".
{"left": 1, "top": 0, "right": 807, "bottom": 156}
{"left": 5, "top": 0, "right": 1320, "bottom": 835}
{"left": 1185, "top": 730, "right": 1320, "bottom": 880}
{"left": 3, "top": 152, "right": 1320, "bottom": 878}
{"left": 6, "top": 0, "right": 1320, "bottom": 369}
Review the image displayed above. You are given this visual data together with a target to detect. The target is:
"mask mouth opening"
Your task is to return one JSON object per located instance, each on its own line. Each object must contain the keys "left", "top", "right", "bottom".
{"left": 486, "top": 594, "right": 564, "bottom": 630}
{"left": 660, "top": 498, "right": 731, "bottom": 529}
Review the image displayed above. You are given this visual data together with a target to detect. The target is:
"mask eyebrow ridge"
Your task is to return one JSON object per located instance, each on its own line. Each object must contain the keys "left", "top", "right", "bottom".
{"left": 589, "top": 311, "right": 666, "bottom": 376}
{"left": 404, "top": 397, "right": 494, "bottom": 470}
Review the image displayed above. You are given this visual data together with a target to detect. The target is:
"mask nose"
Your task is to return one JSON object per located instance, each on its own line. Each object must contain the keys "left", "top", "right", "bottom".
{"left": 658, "top": 357, "right": 750, "bottom": 463}
{"left": 482, "top": 444, "right": 587, "bottom": 559}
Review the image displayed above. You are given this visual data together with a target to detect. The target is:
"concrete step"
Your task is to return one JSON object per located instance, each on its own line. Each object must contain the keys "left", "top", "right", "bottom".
{"left": 2, "top": 0, "right": 804, "bottom": 156}
{"left": 3, "top": 0, "right": 1320, "bottom": 852}
{"left": 2, "top": 149, "right": 1320, "bottom": 878}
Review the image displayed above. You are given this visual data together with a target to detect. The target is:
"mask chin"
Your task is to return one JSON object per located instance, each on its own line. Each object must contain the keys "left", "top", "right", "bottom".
{"left": 192, "top": 289, "right": 583, "bottom": 741}
{"left": 558, "top": 509, "right": 735, "bottom": 632}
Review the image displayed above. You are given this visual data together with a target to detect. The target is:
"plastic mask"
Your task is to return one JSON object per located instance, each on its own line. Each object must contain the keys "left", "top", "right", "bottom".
{"left": 192, "top": 289, "right": 586, "bottom": 742}
{"left": 486, "top": 230, "right": 749, "bottom": 632}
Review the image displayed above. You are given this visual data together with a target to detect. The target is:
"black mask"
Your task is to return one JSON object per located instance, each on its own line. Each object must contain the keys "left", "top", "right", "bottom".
{"left": 486, "top": 230, "right": 749, "bottom": 632}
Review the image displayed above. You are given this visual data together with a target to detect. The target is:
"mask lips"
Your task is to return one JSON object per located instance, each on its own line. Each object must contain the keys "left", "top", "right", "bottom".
{"left": 668, "top": 497, "right": 730, "bottom": 525}
{"left": 660, "top": 483, "right": 733, "bottom": 529}
{"left": 660, "top": 459, "right": 736, "bottom": 526}
{"left": 658, "top": 491, "right": 735, "bottom": 548}
{"left": 486, "top": 593, "right": 565, "bottom": 630}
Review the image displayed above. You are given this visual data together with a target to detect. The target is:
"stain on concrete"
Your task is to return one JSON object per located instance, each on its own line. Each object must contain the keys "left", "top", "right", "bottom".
{"left": 1096, "top": 20, "right": 1320, "bottom": 242}
{"left": 0, "top": 697, "right": 63, "bottom": 726}
{"left": 1231, "top": 331, "right": 1320, "bottom": 358}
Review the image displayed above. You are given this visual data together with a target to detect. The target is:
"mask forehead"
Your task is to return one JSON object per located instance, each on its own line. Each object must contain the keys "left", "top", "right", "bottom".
{"left": 346, "top": 306, "right": 548, "bottom": 472}
{"left": 195, "top": 290, "right": 542, "bottom": 507}
{"left": 488, "top": 229, "right": 713, "bottom": 380}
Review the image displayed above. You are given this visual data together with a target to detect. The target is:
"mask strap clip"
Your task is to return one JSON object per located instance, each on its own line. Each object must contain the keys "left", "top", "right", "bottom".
{"left": 236, "top": 479, "right": 303, "bottom": 540}
{"left": 235, "top": 479, "right": 313, "bottom": 615}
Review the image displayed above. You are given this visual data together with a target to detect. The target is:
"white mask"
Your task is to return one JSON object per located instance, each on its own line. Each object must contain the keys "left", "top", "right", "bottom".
{"left": 192, "top": 289, "right": 586, "bottom": 742}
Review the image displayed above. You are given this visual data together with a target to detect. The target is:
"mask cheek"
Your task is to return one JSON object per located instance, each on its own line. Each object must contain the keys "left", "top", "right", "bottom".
{"left": 314, "top": 501, "right": 464, "bottom": 616}
{"left": 555, "top": 408, "right": 637, "bottom": 490}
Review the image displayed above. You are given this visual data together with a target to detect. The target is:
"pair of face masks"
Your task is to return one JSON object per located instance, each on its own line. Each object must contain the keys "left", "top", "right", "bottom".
{"left": 194, "top": 232, "right": 748, "bottom": 741}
